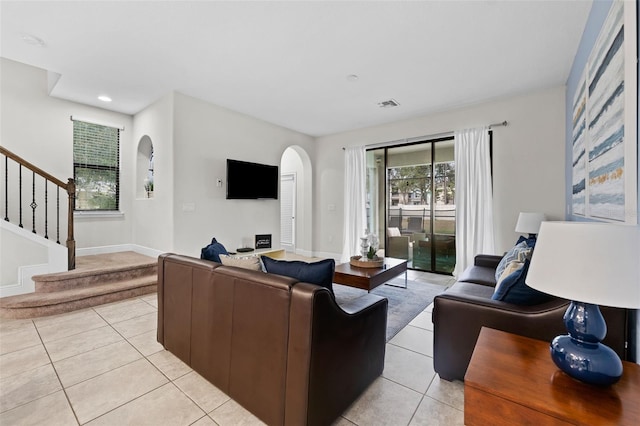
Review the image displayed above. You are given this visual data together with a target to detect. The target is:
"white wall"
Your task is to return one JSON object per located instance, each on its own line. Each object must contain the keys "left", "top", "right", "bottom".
{"left": 170, "top": 92, "right": 315, "bottom": 257}
{"left": 1, "top": 225, "right": 48, "bottom": 286}
{"left": 1, "top": 59, "right": 316, "bottom": 265}
{"left": 131, "top": 93, "right": 175, "bottom": 253}
{"left": 2, "top": 57, "right": 565, "bottom": 270}
{"left": 1, "top": 58, "right": 134, "bottom": 249}
{"left": 0, "top": 221, "right": 66, "bottom": 296}
{"left": 314, "top": 87, "right": 567, "bottom": 258}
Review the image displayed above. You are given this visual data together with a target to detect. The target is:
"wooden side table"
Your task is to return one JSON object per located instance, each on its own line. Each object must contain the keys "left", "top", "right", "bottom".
{"left": 229, "top": 248, "right": 285, "bottom": 259}
{"left": 465, "top": 327, "right": 640, "bottom": 425}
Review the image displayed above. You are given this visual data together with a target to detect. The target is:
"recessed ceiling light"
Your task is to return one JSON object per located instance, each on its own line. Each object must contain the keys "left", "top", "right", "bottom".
{"left": 98, "top": 95, "right": 112, "bottom": 102}
{"left": 21, "top": 34, "right": 46, "bottom": 47}
{"left": 346, "top": 74, "right": 359, "bottom": 82}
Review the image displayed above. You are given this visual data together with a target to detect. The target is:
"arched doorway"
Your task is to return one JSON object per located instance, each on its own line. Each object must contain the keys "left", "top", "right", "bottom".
{"left": 280, "top": 146, "right": 312, "bottom": 256}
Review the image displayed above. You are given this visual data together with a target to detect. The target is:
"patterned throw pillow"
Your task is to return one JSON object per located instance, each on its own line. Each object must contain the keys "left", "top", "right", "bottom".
{"left": 494, "top": 241, "right": 532, "bottom": 282}
{"left": 492, "top": 259, "right": 555, "bottom": 305}
{"left": 219, "top": 254, "right": 262, "bottom": 271}
{"left": 494, "top": 260, "right": 525, "bottom": 295}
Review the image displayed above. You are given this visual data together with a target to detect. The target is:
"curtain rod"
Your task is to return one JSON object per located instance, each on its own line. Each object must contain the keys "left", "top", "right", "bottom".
{"left": 488, "top": 120, "right": 508, "bottom": 129}
{"left": 342, "top": 120, "right": 508, "bottom": 150}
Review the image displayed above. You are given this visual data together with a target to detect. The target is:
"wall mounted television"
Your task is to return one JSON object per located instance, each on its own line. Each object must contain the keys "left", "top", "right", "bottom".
{"left": 226, "top": 159, "right": 279, "bottom": 200}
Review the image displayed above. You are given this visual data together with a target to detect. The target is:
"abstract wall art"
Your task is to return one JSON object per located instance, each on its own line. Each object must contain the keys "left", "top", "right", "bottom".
{"left": 572, "top": 0, "right": 637, "bottom": 223}
{"left": 572, "top": 70, "right": 587, "bottom": 217}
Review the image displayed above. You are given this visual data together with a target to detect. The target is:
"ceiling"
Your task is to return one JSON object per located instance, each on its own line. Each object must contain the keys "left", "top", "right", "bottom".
{"left": 1, "top": 1, "right": 592, "bottom": 137}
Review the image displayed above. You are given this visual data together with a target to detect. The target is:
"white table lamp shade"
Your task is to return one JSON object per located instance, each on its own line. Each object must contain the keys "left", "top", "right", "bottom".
{"left": 526, "top": 222, "right": 640, "bottom": 309}
{"left": 515, "top": 212, "right": 546, "bottom": 234}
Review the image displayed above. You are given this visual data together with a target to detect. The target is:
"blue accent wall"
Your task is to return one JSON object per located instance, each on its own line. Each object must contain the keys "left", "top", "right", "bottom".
{"left": 565, "top": 0, "right": 639, "bottom": 363}
{"left": 565, "top": 0, "right": 639, "bottom": 225}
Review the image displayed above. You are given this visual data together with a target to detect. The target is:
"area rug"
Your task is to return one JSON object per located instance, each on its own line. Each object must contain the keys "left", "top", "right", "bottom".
{"left": 333, "top": 277, "right": 446, "bottom": 341}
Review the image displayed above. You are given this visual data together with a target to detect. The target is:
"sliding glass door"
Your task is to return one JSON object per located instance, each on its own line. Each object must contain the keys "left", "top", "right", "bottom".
{"left": 366, "top": 138, "right": 455, "bottom": 274}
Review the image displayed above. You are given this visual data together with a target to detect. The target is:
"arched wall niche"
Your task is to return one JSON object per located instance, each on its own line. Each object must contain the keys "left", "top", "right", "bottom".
{"left": 136, "top": 135, "right": 154, "bottom": 199}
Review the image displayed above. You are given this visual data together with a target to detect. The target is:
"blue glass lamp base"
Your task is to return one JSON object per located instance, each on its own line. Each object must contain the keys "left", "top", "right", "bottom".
{"left": 550, "top": 335, "right": 622, "bottom": 386}
{"left": 550, "top": 301, "right": 623, "bottom": 386}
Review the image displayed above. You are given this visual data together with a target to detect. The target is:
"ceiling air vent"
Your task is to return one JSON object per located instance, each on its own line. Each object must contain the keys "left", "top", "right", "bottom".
{"left": 377, "top": 99, "right": 400, "bottom": 108}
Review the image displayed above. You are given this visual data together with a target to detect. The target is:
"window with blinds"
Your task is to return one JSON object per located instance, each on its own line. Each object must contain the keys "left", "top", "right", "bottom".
{"left": 73, "top": 120, "right": 120, "bottom": 210}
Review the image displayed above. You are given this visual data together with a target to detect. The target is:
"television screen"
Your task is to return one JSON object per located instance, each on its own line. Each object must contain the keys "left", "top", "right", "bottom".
{"left": 226, "top": 159, "right": 279, "bottom": 199}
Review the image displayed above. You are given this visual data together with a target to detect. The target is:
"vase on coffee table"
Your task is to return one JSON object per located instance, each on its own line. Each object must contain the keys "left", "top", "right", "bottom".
{"left": 360, "top": 237, "right": 370, "bottom": 259}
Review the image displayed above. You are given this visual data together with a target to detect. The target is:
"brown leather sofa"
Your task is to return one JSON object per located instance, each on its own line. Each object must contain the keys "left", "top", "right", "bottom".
{"left": 433, "top": 254, "right": 629, "bottom": 382}
{"left": 157, "top": 253, "right": 388, "bottom": 426}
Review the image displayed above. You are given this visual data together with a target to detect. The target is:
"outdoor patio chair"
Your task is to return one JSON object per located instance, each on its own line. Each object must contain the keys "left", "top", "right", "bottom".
{"left": 407, "top": 217, "right": 424, "bottom": 233}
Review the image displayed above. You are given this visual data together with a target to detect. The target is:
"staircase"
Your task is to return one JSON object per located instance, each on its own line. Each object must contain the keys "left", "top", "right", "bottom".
{"left": 0, "top": 251, "right": 157, "bottom": 319}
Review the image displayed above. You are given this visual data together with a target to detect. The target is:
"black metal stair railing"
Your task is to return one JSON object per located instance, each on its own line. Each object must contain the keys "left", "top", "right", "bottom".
{"left": 1, "top": 145, "right": 76, "bottom": 270}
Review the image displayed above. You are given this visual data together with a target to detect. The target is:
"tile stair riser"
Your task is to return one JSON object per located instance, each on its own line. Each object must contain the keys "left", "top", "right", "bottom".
{"left": 35, "top": 265, "right": 157, "bottom": 293}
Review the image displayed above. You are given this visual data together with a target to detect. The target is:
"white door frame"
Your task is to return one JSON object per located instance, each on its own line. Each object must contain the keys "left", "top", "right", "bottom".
{"left": 280, "top": 173, "right": 296, "bottom": 252}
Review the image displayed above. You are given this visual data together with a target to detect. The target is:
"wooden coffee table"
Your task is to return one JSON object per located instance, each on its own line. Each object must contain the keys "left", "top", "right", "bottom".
{"left": 333, "top": 257, "right": 408, "bottom": 292}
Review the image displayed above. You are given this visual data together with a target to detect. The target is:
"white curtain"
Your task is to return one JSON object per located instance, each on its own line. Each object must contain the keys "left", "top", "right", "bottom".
{"left": 342, "top": 146, "right": 367, "bottom": 263}
{"left": 454, "top": 127, "right": 495, "bottom": 276}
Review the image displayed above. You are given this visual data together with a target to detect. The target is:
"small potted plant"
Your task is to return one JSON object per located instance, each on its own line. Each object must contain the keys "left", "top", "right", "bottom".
{"left": 144, "top": 177, "right": 154, "bottom": 198}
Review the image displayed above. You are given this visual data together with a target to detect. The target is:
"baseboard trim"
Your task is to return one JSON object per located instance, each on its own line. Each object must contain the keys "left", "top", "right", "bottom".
{"left": 311, "top": 250, "right": 341, "bottom": 261}
{"left": 294, "top": 248, "right": 313, "bottom": 258}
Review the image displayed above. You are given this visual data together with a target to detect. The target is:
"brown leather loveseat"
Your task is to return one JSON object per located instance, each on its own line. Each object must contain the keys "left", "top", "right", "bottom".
{"left": 432, "top": 254, "right": 629, "bottom": 382}
{"left": 157, "top": 253, "right": 388, "bottom": 425}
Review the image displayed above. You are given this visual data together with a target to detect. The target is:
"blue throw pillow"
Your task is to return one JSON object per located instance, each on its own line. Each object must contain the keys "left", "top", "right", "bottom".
{"left": 492, "top": 259, "right": 554, "bottom": 305}
{"left": 515, "top": 235, "right": 537, "bottom": 249}
{"left": 261, "top": 256, "right": 335, "bottom": 294}
{"left": 494, "top": 241, "right": 532, "bottom": 282}
{"left": 200, "top": 237, "right": 229, "bottom": 263}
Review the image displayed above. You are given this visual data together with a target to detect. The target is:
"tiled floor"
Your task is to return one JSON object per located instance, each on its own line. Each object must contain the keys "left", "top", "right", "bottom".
{"left": 0, "top": 272, "right": 463, "bottom": 425}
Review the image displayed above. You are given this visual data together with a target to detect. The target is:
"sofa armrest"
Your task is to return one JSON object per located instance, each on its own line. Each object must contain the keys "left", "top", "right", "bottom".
{"left": 432, "top": 292, "right": 568, "bottom": 381}
{"left": 156, "top": 252, "right": 174, "bottom": 346}
{"left": 285, "top": 284, "right": 387, "bottom": 426}
{"left": 474, "top": 254, "right": 503, "bottom": 269}
{"left": 338, "top": 292, "right": 387, "bottom": 315}
{"left": 156, "top": 253, "right": 221, "bottom": 359}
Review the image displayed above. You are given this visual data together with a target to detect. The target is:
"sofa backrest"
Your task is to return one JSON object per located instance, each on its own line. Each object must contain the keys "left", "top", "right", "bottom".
{"left": 157, "top": 253, "right": 299, "bottom": 425}
{"left": 157, "top": 253, "right": 388, "bottom": 426}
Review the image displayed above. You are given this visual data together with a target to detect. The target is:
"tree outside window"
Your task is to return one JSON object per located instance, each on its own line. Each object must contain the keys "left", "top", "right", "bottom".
{"left": 73, "top": 120, "right": 120, "bottom": 211}
{"left": 388, "top": 163, "right": 455, "bottom": 206}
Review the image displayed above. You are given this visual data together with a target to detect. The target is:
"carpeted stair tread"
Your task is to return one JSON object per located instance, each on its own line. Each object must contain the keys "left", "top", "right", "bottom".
{"left": 34, "top": 264, "right": 157, "bottom": 292}
{"left": 34, "top": 258, "right": 156, "bottom": 282}
{"left": 33, "top": 251, "right": 157, "bottom": 292}
{"left": 34, "top": 262, "right": 156, "bottom": 281}
{"left": 75, "top": 251, "right": 156, "bottom": 270}
{"left": 1, "top": 251, "right": 159, "bottom": 319}
{"left": 0, "top": 275, "right": 157, "bottom": 309}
